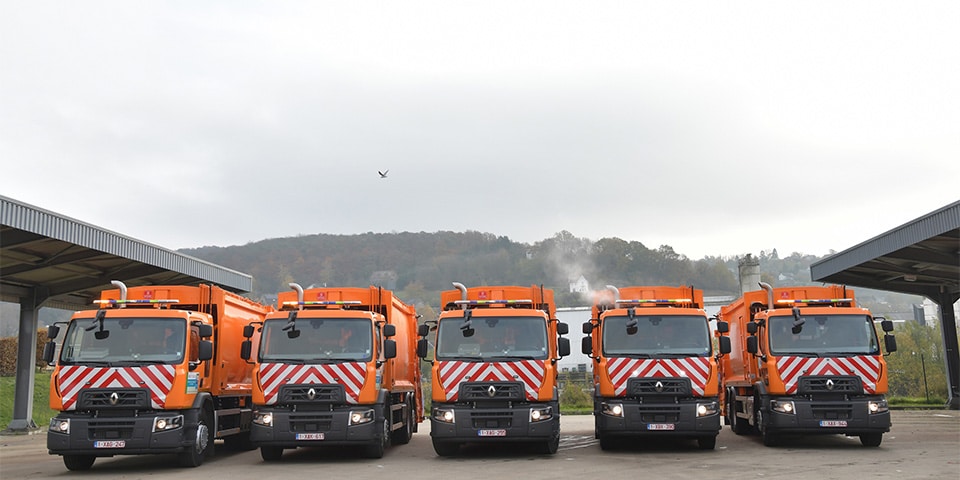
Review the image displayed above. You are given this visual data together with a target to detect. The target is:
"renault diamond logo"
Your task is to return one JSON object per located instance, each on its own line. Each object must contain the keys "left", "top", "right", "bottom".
{"left": 487, "top": 385, "right": 497, "bottom": 397}
{"left": 826, "top": 379, "right": 835, "bottom": 391}
{"left": 307, "top": 388, "right": 317, "bottom": 400}
{"left": 109, "top": 392, "right": 119, "bottom": 405}
{"left": 655, "top": 381, "right": 664, "bottom": 393}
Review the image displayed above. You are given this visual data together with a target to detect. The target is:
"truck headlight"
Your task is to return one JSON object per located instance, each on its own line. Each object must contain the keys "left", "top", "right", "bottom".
{"left": 49, "top": 418, "right": 70, "bottom": 434}
{"left": 349, "top": 409, "right": 375, "bottom": 426}
{"left": 771, "top": 400, "right": 796, "bottom": 414}
{"left": 153, "top": 415, "right": 183, "bottom": 432}
{"left": 530, "top": 406, "right": 553, "bottom": 423}
{"left": 253, "top": 412, "right": 274, "bottom": 427}
{"left": 868, "top": 399, "right": 888, "bottom": 414}
{"left": 696, "top": 402, "right": 719, "bottom": 417}
{"left": 601, "top": 402, "right": 624, "bottom": 417}
{"left": 433, "top": 407, "right": 455, "bottom": 424}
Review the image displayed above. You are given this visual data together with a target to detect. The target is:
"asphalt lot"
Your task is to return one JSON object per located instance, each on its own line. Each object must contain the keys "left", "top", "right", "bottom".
{"left": 1, "top": 410, "right": 957, "bottom": 479}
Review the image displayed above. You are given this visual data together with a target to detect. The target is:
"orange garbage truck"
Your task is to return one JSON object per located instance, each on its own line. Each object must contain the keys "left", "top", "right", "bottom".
{"left": 417, "top": 283, "right": 571, "bottom": 456}
{"left": 581, "top": 285, "right": 729, "bottom": 450}
{"left": 718, "top": 283, "right": 897, "bottom": 447}
{"left": 240, "top": 284, "right": 423, "bottom": 460}
{"left": 42, "top": 281, "right": 271, "bottom": 471}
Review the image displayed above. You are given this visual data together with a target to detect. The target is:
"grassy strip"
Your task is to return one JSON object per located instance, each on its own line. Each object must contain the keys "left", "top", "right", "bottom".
{"left": 0, "top": 371, "right": 56, "bottom": 431}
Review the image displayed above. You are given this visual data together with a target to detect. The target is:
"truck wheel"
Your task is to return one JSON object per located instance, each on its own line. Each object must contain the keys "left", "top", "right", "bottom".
{"left": 756, "top": 409, "right": 779, "bottom": 447}
{"left": 859, "top": 433, "right": 883, "bottom": 447}
{"left": 432, "top": 438, "right": 459, "bottom": 457}
{"left": 729, "top": 399, "right": 750, "bottom": 435}
{"left": 539, "top": 431, "right": 560, "bottom": 454}
{"left": 260, "top": 446, "right": 284, "bottom": 461}
{"left": 363, "top": 418, "right": 390, "bottom": 458}
{"left": 62, "top": 454, "right": 96, "bottom": 471}
{"left": 390, "top": 399, "right": 413, "bottom": 445}
{"left": 179, "top": 410, "right": 212, "bottom": 467}
{"left": 697, "top": 435, "right": 717, "bottom": 450}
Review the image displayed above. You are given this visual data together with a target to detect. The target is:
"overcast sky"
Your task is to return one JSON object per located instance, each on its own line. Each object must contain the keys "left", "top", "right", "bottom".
{"left": 2, "top": 2, "right": 957, "bottom": 260}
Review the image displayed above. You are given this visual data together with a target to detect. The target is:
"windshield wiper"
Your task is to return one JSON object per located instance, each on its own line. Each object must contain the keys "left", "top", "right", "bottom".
{"left": 485, "top": 355, "right": 541, "bottom": 361}
{"left": 263, "top": 358, "right": 306, "bottom": 364}
{"left": 438, "top": 356, "right": 483, "bottom": 362}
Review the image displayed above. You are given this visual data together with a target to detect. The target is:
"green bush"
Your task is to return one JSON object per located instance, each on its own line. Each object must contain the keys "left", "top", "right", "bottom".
{"left": 560, "top": 384, "right": 592, "bottom": 409}
{"left": 0, "top": 371, "right": 56, "bottom": 431}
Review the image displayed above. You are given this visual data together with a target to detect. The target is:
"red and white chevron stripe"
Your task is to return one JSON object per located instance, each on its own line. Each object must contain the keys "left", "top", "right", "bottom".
{"left": 56, "top": 365, "right": 176, "bottom": 411}
{"left": 777, "top": 355, "right": 882, "bottom": 394}
{"left": 258, "top": 362, "right": 367, "bottom": 405}
{"left": 437, "top": 360, "right": 546, "bottom": 401}
{"left": 606, "top": 357, "right": 711, "bottom": 397}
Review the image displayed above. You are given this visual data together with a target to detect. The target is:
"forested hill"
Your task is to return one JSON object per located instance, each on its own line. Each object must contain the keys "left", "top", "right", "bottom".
{"left": 179, "top": 230, "right": 826, "bottom": 309}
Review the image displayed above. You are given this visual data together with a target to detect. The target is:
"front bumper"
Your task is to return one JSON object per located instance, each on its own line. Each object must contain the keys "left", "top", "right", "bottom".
{"left": 250, "top": 407, "right": 381, "bottom": 448}
{"left": 765, "top": 397, "right": 891, "bottom": 435}
{"left": 47, "top": 411, "right": 195, "bottom": 457}
{"left": 596, "top": 399, "right": 721, "bottom": 438}
{"left": 429, "top": 403, "right": 559, "bottom": 443}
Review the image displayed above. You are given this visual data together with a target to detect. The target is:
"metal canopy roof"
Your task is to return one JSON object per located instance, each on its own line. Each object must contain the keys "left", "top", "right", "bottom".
{"left": 1, "top": 195, "right": 252, "bottom": 309}
{"left": 810, "top": 200, "right": 959, "bottom": 297}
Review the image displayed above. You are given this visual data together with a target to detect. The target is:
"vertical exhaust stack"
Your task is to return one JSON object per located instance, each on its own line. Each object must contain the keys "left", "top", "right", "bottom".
{"left": 289, "top": 283, "right": 304, "bottom": 309}
{"left": 758, "top": 282, "right": 774, "bottom": 310}
{"left": 452, "top": 282, "right": 468, "bottom": 309}
{"left": 737, "top": 254, "right": 761, "bottom": 296}
{"left": 111, "top": 280, "right": 128, "bottom": 307}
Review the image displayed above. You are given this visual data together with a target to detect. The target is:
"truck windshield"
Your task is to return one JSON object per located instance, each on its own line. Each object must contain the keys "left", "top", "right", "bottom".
{"left": 59, "top": 317, "right": 186, "bottom": 364}
{"left": 260, "top": 317, "right": 373, "bottom": 362}
{"left": 435, "top": 316, "right": 548, "bottom": 360}
{"left": 769, "top": 314, "right": 879, "bottom": 355}
{"left": 602, "top": 315, "right": 710, "bottom": 356}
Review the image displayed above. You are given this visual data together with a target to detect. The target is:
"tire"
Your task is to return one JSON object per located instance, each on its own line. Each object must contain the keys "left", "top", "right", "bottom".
{"left": 432, "top": 438, "right": 459, "bottom": 456}
{"left": 260, "top": 446, "right": 284, "bottom": 461}
{"left": 539, "top": 431, "right": 560, "bottom": 454}
{"left": 179, "top": 410, "right": 213, "bottom": 467}
{"left": 390, "top": 399, "right": 413, "bottom": 445}
{"left": 697, "top": 435, "right": 717, "bottom": 450}
{"left": 63, "top": 454, "right": 96, "bottom": 471}
{"left": 363, "top": 418, "right": 390, "bottom": 459}
{"left": 756, "top": 409, "right": 779, "bottom": 447}
{"left": 859, "top": 433, "right": 883, "bottom": 447}
{"left": 728, "top": 391, "right": 750, "bottom": 435}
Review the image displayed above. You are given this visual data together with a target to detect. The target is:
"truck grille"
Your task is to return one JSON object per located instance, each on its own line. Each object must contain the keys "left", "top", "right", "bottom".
{"left": 459, "top": 382, "right": 524, "bottom": 401}
{"left": 289, "top": 414, "right": 333, "bottom": 432}
{"left": 627, "top": 378, "right": 692, "bottom": 397}
{"left": 79, "top": 389, "right": 150, "bottom": 409}
{"left": 279, "top": 384, "right": 344, "bottom": 403}
{"left": 88, "top": 419, "right": 136, "bottom": 440}
{"left": 798, "top": 376, "right": 863, "bottom": 394}
{"left": 470, "top": 411, "right": 513, "bottom": 429}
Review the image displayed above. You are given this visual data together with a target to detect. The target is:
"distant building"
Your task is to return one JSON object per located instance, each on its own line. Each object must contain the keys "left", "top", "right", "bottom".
{"left": 569, "top": 275, "right": 589, "bottom": 293}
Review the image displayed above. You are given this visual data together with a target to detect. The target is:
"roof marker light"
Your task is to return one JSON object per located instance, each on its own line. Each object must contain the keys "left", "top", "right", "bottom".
{"left": 453, "top": 299, "right": 534, "bottom": 305}
{"left": 776, "top": 298, "right": 852, "bottom": 305}
{"left": 93, "top": 299, "right": 180, "bottom": 305}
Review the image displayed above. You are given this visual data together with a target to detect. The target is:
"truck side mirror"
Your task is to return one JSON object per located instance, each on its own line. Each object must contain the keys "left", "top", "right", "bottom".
{"left": 581, "top": 336, "right": 593, "bottom": 355}
{"left": 47, "top": 325, "right": 61, "bottom": 339}
{"left": 383, "top": 324, "right": 397, "bottom": 337}
{"left": 746, "top": 322, "right": 758, "bottom": 335}
{"left": 417, "top": 324, "right": 430, "bottom": 337}
{"left": 384, "top": 339, "right": 397, "bottom": 359}
{"left": 718, "top": 336, "right": 731, "bottom": 355}
{"left": 42, "top": 340, "right": 57, "bottom": 364}
{"left": 416, "top": 338, "right": 428, "bottom": 358}
{"left": 746, "top": 336, "right": 758, "bottom": 355}
{"left": 198, "top": 340, "right": 213, "bottom": 361}
{"left": 880, "top": 319, "right": 894, "bottom": 333}
{"left": 582, "top": 322, "right": 593, "bottom": 334}
{"left": 716, "top": 321, "right": 729, "bottom": 334}
{"left": 243, "top": 325, "right": 255, "bottom": 338}
{"left": 558, "top": 337, "right": 570, "bottom": 357}
{"left": 884, "top": 334, "right": 897, "bottom": 354}
{"left": 556, "top": 322, "right": 569, "bottom": 336}
{"left": 198, "top": 324, "right": 214, "bottom": 338}
{"left": 240, "top": 340, "right": 252, "bottom": 360}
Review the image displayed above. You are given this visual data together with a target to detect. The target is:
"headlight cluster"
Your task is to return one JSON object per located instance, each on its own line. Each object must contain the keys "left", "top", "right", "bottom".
{"left": 152, "top": 415, "right": 183, "bottom": 432}
{"left": 601, "top": 402, "right": 624, "bottom": 417}
{"left": 253, "top": 411, "right": 274, "bottom": 427}
{"left": 349, "top": 409, "right": 375, "bottom": 426}
{"left": 49, "top": 418, "right": 70, "bottom": 434}
{"left": 433, "top": 407, "right": 455, "bottom": 424}
{"left": 529, "top": 406, "right": 553, "bottom": 423}
{"left": 696, "top": 402, "right": 719, "bottom": 417}
{"left": 868, "top": 399, "right": 888, "bottom": 414}
{"left": 771, "top": 399, "right": 796, "bottom": 414}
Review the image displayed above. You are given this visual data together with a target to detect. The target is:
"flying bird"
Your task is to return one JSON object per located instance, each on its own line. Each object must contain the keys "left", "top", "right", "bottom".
{"left": 378, "top": 170, "right": 389, "bottom": 178}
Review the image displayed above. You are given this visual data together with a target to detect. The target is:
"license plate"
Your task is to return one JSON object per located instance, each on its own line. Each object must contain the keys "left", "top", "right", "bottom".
{"left": 94, "top": 440, "right": 125, "bottom": 448}
{"left": 820, "top": 420, "right": 848, "bottom": 427}
{"left": 647, "top": 423, "right": 676, "bottom": 431}
{"left": 478, "top": 429, "right": 506, "bottom": 437}
{"left": 296, "top": 433, "right": 325, "bottom": 440}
